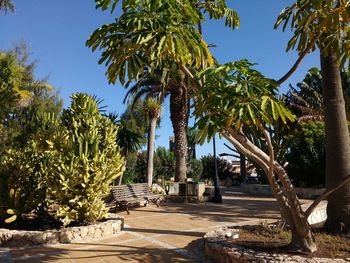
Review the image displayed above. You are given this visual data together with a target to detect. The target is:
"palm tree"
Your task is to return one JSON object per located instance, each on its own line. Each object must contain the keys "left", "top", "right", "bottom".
{"left": 276, "top": 0, "right": 350, "bottom": 232}
{"left": 0, "top": 0, "right": 15, "bottom": 14}
{"left": 88, "top": 0, "right": 211, "bottom": 182}
{"left": 107, "top": 112, "right": 144, "bottom": 185}
{"left": 287, "top": 67, "right": 350, "bottom": 122}
{"left": 143, "top": 98, "right": 161, "bottom": 187}
{"left": 286, "top": 68, "right": 324, "bottom": 121}
{"left": 124, "top": 69, "right": 164, "bottom": 186}
{"left": 88, "top": 0, "right": 239, "bottom": 182}
{"left": 124, "top": 70, "right": 165, "bottom": 186}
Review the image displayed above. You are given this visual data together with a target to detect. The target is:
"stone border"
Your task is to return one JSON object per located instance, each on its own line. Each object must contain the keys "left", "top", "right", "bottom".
{"left": 0, "top": 215, "right": 124, "bottom": 246}
{"left": 204, "top": 226, "right": 350, "bottom": 263}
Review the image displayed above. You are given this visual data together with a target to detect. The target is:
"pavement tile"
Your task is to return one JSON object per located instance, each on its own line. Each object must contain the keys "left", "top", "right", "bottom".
{"left": 8, "top": 187, "right": 281, "bottom": 263}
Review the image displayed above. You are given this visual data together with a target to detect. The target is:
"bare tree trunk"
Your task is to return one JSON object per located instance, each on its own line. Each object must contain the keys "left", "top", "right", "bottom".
{"left": 147, "top": 116, "right": 157, "bottom": 187}
{"left": 321, "top": 49, "right": 350, "bottom": 233}
{"left": 170, "top": 86, "right": 189, "bottom": 182}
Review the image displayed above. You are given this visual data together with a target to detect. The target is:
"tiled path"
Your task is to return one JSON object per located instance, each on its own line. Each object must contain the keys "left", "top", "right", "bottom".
{"left": 4, "top": 187, "right": 283, "bottom": 263}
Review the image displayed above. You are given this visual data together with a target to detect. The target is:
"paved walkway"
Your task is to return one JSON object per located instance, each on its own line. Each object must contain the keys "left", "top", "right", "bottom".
{"left": 5, "top": 187, "right": 283, "bottom": 263}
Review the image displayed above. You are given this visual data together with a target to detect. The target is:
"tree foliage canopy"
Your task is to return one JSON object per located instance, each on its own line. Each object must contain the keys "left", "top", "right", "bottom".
{"left": 194, "top": 60, "right": 295, "bottom": 144}
{"left": 87, "top": 0, "right": 214, "bottom": 85}
{"left": 275, "top": 0, "right": 350, "bottom": 65}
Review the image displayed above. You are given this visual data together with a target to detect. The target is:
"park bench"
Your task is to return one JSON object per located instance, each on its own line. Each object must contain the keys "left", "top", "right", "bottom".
{"left": 106, "top": 183, "right": 162, "bottom": 214}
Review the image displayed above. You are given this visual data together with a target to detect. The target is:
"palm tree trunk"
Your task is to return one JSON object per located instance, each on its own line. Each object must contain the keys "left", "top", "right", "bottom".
{"left": 147, "top": 116, "right": 157, "bottom": 187}
{"left": 321, "top": 49, "right": 350, "bottom": 232}
{"left": 117, "top": 161, "right": 126, "bottom": 185}
{"left": 170, "top": 86, "right": 189, "bottom": 182}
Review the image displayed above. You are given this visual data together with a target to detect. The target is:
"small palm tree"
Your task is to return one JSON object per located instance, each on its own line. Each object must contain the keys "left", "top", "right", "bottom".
{"left": 143, "top": 97, "right": 162, "bottom": 187}
{"left": 124, "top": 70, "right": 164, "bottom": 186}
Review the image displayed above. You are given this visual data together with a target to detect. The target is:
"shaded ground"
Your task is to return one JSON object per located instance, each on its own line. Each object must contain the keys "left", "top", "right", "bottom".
{"left": 3, "top": 187, "right": 285, "bottom": 263}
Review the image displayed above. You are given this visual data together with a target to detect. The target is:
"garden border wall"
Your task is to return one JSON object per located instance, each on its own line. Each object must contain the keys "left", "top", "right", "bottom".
{"left": 204, "top": 227, "right": 349, "bottom": 263}
{"left": 0, "top": 215, "right": 124, "bottom": 246}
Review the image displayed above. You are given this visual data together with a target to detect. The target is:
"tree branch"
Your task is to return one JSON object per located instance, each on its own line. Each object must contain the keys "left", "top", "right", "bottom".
{"left": 276, "top": 34, "right": 320, "bottom": 86}
{"left": 305, "top": 173, "right": 350, "bottom": 217}
{"left": 219, "top": 153, "right": 241, "bottom": 159}
{"left": 224, "top": 142, "right": 239, "bottom": 154}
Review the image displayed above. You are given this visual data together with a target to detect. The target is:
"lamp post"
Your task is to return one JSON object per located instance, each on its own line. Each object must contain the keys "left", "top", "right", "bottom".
{"left": 212, "top": 135, "right": 223, "bottom": 203}
{"left": 240, "top": 153, "right": 246, "bottom": 182}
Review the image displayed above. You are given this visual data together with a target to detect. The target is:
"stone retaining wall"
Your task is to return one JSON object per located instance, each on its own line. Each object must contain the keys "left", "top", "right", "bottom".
{"left": 0, "top": 215, "right": 123, "bottom": 246}
{"left": 204, "top": 227, "right": 350, "bottom": 263}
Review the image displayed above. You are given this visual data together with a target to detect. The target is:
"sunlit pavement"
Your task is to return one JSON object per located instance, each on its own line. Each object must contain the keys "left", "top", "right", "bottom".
{"left": 5, "top": 187, "right": 285, "bottom": 263}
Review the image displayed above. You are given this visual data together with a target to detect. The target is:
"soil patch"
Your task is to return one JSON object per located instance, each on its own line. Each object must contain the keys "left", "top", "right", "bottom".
{"left": 232, "top": 224, "right": 350, "bottom": 259}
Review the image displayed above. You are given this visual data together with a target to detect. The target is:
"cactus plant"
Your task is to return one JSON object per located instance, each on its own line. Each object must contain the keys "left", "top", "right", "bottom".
{"left": 45, "top": 93, "right": 124, "bottom": 226}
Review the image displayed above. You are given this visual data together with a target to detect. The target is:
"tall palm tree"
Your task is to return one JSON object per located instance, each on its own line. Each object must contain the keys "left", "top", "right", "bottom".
{"left": 171, "top": 77, "right": 194, "bottom": 181}
{"left": 143, "top": 97, "right": 161, "bottom": 186}
{"left": 276, "top": 0, "right": 350, "bottom": 232}
{"left": 124, "top": 70, "right": 164, "bottom": 186}
{"left": 88, "top": 0, "right": 239, "bottom": 182}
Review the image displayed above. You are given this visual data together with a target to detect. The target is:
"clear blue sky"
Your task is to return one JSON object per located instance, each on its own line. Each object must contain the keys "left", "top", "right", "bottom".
{"left": 1, "top": 0, "right": 319, "bottom": 158}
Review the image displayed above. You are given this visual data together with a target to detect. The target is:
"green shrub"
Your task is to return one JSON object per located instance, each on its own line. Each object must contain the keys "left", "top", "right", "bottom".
{"left": 123, "top": 147, "right": 176, "bottom": 183}
{"left": 285, "top": 122, "right": 325, "bottom": 187}
{"left": 0, "top": 143, "right": 47, "bottom": 223}
{"left": 187, "top": 159, "right": 203, "bottom": 182}
{"left": 200, "top": 155, "right": 234, "bottom": 181}
{"left": 153, "top": 147, "right": 176, "bottom": 181}
{"left": 123, "top": 152, "right": 147, "bottom": 184}
{"left": 45, "top": 93, "right": 124, "bottom": 226}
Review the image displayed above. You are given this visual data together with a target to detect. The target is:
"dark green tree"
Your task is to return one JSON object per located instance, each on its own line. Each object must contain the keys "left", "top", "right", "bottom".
{"left": 285, "top": 122, "right": 326, "bottom": 187}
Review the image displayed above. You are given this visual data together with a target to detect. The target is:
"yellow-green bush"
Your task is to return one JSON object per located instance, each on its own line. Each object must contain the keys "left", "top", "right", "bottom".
{"left": 45, "top": 93, "right": 124, "bottom": 226}
{"left": 0, "top": 143, "right": 47, "bottom": 223}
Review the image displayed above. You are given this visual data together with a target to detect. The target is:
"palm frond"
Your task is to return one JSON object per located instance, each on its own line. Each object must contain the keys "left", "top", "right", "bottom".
{"left": 0, "top": 0, "right": 15, "bottom": 14}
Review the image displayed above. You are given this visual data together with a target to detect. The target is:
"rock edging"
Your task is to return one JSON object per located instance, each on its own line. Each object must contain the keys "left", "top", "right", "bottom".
{"left": 0, "top": 215, "right": 123, "bottom": 246}
{"left": 204, "top": 227, "right": 350, "bottom": 263}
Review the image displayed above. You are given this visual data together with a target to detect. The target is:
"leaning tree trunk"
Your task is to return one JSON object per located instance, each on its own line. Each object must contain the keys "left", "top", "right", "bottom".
{"left": 223, "top": 129, "right": 317, "bottom": 252}
{"left": 321, "top": 49, "right": 350, "bottom": 233}
{"left": 170, "top": 86, "right": 189, "bottom": 182}
{"left": 147, "top": 115, "right": 157, "bottom": 187}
